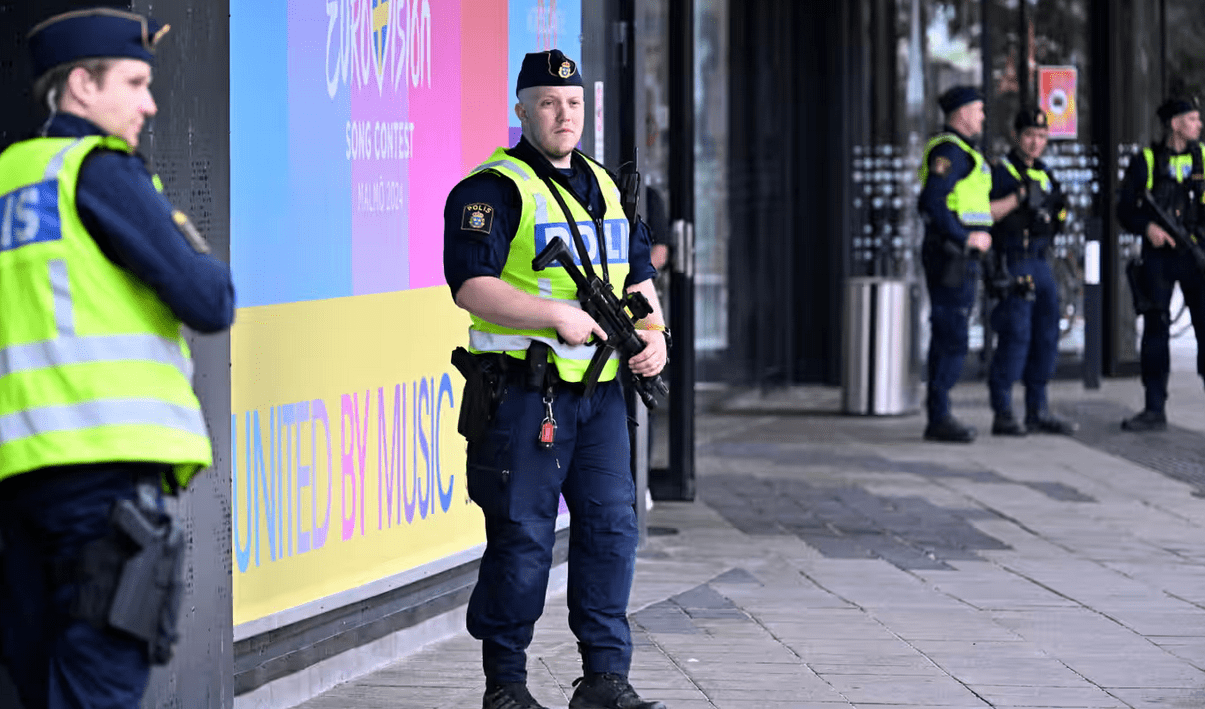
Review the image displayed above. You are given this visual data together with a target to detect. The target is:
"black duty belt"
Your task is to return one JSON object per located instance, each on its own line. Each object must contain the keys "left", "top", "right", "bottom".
{"left": 480, "top": 351, "right": 592, "bottom": 395}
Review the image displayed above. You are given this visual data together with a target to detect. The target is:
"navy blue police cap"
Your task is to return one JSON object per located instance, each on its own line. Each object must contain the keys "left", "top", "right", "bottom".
{"left": 515, "top": 49, "right": 583, "bottom": 96}
{"left": 1157, "top": 96, "right": 1199, "bottom": 123}
{"left": 28, "top": 8, "right": 170, "bottom": 79}
{"left": 1014, "top": 106, "right": 1049, "bottom": 131}
{"left": 938, "top": 85, "right": 983, "bottom": 115}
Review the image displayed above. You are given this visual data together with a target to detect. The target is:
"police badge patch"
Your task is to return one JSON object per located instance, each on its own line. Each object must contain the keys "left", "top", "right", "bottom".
{"left": 558, "top": 61, "right": 573, "bottom": 79}
{"left": 462, "top": 203, "right": 494, "bottom": 234}
{"left": 932, "top": 156, "right": 952, "bottom": 176}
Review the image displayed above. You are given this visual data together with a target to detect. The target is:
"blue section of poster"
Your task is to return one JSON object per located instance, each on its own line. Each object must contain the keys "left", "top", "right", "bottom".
{"left": 507, "top": 1, "right": 583, "bottom": 132}
{"left": 230, "top": 0, "right": 353, "bottom": 307}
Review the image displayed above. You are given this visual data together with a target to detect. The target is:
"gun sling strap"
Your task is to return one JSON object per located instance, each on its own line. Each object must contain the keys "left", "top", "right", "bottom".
{"left": 539, "top": 174, "right": 611, "bottom": 286}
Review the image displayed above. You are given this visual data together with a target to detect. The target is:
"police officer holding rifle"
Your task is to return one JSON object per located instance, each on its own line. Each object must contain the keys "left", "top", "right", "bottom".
{"left": 1119, "top": 96, "right": 1205, "bottom": 432}
{"left": 443, "top": 49, "right": 668, "bottom": 709}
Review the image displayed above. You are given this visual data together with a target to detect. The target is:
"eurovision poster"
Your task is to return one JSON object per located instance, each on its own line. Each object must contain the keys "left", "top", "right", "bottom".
{"left": 1038, "top": 66, "right": 1078, "bottom": 140}
{"left": 229, "top": 0, "right": 580, "bottom": 627}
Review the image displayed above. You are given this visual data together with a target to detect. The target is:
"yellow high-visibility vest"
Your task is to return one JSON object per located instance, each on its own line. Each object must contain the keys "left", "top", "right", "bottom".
{"left": 919, "top": 132, "right": 993, "bottom": 228}
{"left": 0, "top": 136, "right": 212, "bottom": 488}
{"left": 466, "top": 148, "right": 631, "bottom": 383}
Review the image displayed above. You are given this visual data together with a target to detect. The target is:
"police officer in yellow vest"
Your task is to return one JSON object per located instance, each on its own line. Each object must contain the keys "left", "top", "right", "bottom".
{"left": 443, "top": 50, "right": 667, "bottom": 709}
{"left": 0, "top": 9, "right": 235, "bottom": 708}
{"left": 985, "top": 107, "right": 1078, "bottom": 437}
{"left": 1118, "top": 96, "right": 1205, "bottom": 431}
{"left": 918, "top": 86, "right": 993, "bottom": 443}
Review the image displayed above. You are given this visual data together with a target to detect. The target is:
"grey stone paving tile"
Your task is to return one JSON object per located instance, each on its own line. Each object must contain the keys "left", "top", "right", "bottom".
{"left": 913, "top": 641, "right": 1049, "bottom": 659}
{"left": 1064, "top": 659, "right": 1205, "bottom": 688}
{"left": 700, "top": 686, "right": 851, "bottom": 704}
{"left": 934, "top": 658, "right": 1091, "bottom": 687}
{"left": 658, "top": 650, "right": 803, "bottom": 666}
{"left": 711, "top": 703, "right": 851, "bottom": 709}
{"left": 817, "top": 673, "right": 983, "bottom": 704}
{"left": 917, "top": 565, "right": 1081, "bottom": 610}
{"left": 807, "top": 662, "right": 939, "bottom": 676}
{"left": 848, "top": 704, "right": 988, "bottom": 709}
{"left": 758, "top": 619, "right": 901, "bottom": 642}
{"left": 684, "top": 673, "right": 822, "bottom": 687}
{"left": 1106, "top": 686, "right": 1205, "bottom": 707}
{"left": 790, "top": 639, "right": 935, "bottom": 662}
{"left": 847, "top": 706, "right": 988, "bottom": 709}
{"left": 987, "top": 609, "right": 1147, "bottom": 649}
{"left": 869, "top": 609, "right": 1024, "bottom": 642}
{"left": 680, "top": 660, "right": 815, "bottom": 676}
{"left": 1098, "top": 609, "right": 1205, "bottom": 637}
{"left": 1152, "top": 639, "right": 1205, "bottom": 668}
{"left": 970, "top": 684, "right": 1131, "bottom": 707}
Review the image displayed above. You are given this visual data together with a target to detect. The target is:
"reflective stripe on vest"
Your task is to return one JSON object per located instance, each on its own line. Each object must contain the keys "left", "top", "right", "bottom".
{"left": 0, "top": 333, "right": 193, "bottom": 380}
{"left": 464, "top": 147, "right": 631, "bottom": 383}
{"left": 919, "top": 133, "right": 993, "bottom": 228}
{"left": 0, "top": 399, "right": 204, "bottom": 446}
{"left": 48, "top": 259, "right": 74, "bottom": 334}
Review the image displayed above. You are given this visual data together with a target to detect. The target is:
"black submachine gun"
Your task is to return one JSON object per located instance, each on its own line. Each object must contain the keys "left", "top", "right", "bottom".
{"left": 532, "top": 238, "right": 669, "bottom": 409}
{"left": 1141, "top": 189, "right": 1205, "bottom": 274}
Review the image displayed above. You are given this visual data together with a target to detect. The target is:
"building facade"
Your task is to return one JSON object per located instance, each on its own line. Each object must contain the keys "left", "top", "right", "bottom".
{"left": 668, "top": 0, "right": 1204, "bottom": 387}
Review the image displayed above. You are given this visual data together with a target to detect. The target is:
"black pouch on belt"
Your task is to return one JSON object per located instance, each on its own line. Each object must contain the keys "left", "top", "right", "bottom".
{"left": 451, "top": 347, "right": 505, "bottom": 443}
{"left": 525, "top": 341, "right": 551, "bottom": 389}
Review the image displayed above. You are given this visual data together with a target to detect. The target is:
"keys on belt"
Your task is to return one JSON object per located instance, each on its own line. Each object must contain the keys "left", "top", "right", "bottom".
{"left": 538, "top": 390, "right": 557, "bottom": 449}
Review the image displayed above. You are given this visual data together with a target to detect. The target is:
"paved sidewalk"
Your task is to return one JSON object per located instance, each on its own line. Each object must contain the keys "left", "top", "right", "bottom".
{"left": 296, "top": 350, "right": 1205, "bottom": 709}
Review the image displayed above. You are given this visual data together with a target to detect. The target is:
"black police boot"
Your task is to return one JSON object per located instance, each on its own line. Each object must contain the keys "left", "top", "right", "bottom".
{"left": 991, "top": 413, "right": 1027, "bottom": 436}
{"left": 1026, "top": 412, "right": 1079, "bottom": 435}
{"left": 483, "top": 683, "right": 550, "bottom": 709}
{"left": 1120, "top": 410, "right": 1167, "bottom": 432}
{"left": 568, "top": 673, "right": 666, "bottom": 709}
{"left": 923, "top": 416, "right": 977, "bottom": 443}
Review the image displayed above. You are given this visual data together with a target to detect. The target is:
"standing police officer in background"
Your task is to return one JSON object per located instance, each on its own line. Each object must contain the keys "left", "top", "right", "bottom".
{"left": 0, "top": 8, "right": 235, "bottom": 709}
{"left": 985, "top": 108, "right": 1078, "bottom": 436}
{"left": 443, "top": 50, "right": 667, "bottom": 709}
{"left": 918, "top": 86, "right": 993, "bottom": 443}
{"left": 1118, "top": 97, "right": 1205, "bottom": 432}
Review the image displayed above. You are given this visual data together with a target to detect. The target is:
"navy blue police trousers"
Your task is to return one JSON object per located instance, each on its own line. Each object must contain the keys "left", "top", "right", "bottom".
{"left": 465, "top": 377, "right": 637, "bottom": 684}
{"left": 1137, "top": 248, "right": 1205, "bottom": 412}
{"left": 925, "top": 260, "right": 980, "bottom": 423}
{"left": 988, "top": 255, "right": 1060, "bottom": 418}
{"left": 0, "top": 464, "right": 158, "bottom": 709}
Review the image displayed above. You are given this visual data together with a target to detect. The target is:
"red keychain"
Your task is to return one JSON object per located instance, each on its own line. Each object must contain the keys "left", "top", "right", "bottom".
{"left": 538, "top": 394, "right": 557, "bottom": 448}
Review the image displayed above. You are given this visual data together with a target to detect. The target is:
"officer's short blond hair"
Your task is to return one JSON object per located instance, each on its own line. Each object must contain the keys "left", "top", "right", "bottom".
{"left": 33, "top": 58, "right": 114, "bottom": 113}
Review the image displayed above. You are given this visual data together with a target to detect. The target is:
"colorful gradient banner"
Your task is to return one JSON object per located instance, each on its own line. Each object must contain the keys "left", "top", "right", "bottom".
{"left": 1038, "top": 66, "right": 1078, "bottom": 140}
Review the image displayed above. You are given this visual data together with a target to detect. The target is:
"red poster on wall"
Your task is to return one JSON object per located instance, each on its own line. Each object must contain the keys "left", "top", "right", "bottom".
{"left": 1039, "top": 66, "right": 1078, "bottom": 139}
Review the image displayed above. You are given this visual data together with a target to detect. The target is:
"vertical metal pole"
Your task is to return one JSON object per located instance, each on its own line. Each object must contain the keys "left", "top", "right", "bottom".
{"left": 1083, "top": 216, "right": 1103, "bottom": 388}
{"left": 1159, "top": 0, "right": 1167, "bottom": 95}
{"left": 981, "top": 0, "right": 992, "bottom": 146}
{"left": 1019, "top": 0, "right": 1030, "bottom": 105}
{"left": 617, "top": 0, "right": 635, "bottom": 168}
{"left": 981, "top": 0, "right": 996, "bottom": 377}
{"left": 665, "top": 0, "right": 695, "bottom": 501}
{"left": 614, "top": 0, "right": 649, "bottom": 543}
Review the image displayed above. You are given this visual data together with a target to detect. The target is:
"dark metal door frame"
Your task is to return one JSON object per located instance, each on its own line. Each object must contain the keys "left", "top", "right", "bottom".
{"left": 660, "top": 0, "right": 696, "bottom": 501}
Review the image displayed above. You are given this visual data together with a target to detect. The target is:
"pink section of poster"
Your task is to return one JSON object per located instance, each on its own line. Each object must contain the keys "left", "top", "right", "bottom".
{"left": 348, "top": 0, "right": 463, "bottom": 294}
{"left": 408, "top": 2, "right": 464, "bottom": 289}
